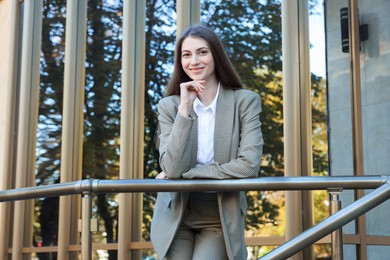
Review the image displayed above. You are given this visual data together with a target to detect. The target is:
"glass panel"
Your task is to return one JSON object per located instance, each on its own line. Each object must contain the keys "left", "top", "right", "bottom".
{"left": 324, "top": 0, "right": 357, "bottom": 236}
{"left": 143, "top": 1, "right": 176, "bottom": 258}
{"left": 310, "top": 2, "right": 330, "bottom": 257}
{"left": 325, "top": 0, "right": 354, "bottom": 178}
{"left": 200, "top": 1, "right": 283, "bottom": 258}
{"left": 310, "top": 1, "right": 328, "bottom": 178}
{"left": 368, "top": 245, "right": 390, "bottom": 259}
{"left": 358, "top": 0, "right": 390, "bottom": 237}
{"left": 34, "top": 0, "right": 67, "bottom": 256}
{"left": 326, "top": 0, "right": 390, "bottom": 246}
{"left": 340, "top": 190, "right": 357, "bottom": 234}
{"left": 344, "top": 244, "right": 357, "bottom": 259}
{"left": 84, "top": 0, "right": 123, "bottom": 258}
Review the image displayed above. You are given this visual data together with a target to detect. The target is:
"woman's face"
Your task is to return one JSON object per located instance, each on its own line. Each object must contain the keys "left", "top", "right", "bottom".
{"left": 181, "top": 36, "right": 216, "bottom": 82}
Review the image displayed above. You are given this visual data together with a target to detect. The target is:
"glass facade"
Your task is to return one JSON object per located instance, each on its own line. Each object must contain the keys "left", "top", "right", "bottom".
{"left": 0, "top": 0, "right": 389, "bottom": 259}
{"left": 326, "top": 0, "right": 390, "bottom": 259}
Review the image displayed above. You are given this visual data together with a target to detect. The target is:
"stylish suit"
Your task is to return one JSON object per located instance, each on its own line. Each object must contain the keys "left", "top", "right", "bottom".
{"left": 151, "top": 86, "right": 264, "bottom": 260}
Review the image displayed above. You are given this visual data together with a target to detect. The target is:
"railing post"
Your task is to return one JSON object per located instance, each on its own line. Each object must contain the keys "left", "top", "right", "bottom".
{"left": 81, "top": 192, "right": 92, "bottom": 260}
{"left": 328, "top": 188, "right": 344, "bottom": 260}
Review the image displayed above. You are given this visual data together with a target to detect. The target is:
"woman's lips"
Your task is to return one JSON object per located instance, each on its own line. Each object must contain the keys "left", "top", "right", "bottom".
{"left": 190, "top": 67, "right": 204, "bottom": 73}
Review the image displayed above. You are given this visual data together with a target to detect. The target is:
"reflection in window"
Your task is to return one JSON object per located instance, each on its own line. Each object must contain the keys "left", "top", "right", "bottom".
{"left": 201, "top": 0, "right": 283, "bottom": 258}
{"left": 84, "top": 1, "right": 124, "bottom": 258}
{"left": 34, "top": 0, "right": 67, "bottom": 256}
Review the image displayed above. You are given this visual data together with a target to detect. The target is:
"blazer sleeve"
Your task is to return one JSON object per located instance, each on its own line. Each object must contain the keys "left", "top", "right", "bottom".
{"left": 157, "top": 97, "right": 195, "bottom": 178}
{"left": 182, "top": 92, "right": 263, "bottom": 179}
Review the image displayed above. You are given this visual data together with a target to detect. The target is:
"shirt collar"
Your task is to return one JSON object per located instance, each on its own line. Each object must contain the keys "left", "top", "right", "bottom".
{"left": 193, "top": 82, "right": 220, "bottom": 115}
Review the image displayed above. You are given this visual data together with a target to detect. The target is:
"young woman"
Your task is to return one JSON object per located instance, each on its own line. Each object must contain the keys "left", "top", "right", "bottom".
{"left": 151, "top": 24, "right": 264, "bottom": 260}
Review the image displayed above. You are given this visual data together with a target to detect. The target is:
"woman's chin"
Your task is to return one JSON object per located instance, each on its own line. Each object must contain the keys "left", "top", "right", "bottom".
{"left": 191, "top": 76, "right": 204, "bottom": 81}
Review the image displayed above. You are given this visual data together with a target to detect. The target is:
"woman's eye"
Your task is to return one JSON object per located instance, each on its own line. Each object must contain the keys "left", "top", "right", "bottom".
{"left": 200, "top": 50, "right": 208, "bottom": 55}
{"left": 182, "top": 53, "right": 190, "bottom": 58}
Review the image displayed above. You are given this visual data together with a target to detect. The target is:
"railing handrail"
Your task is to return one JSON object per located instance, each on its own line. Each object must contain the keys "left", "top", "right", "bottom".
{"left": 262, "top": 177, "right": 390, "bottom": 259}
{"left": 1, "top": 175, "right": 390, "bottom": 260}
{"left": 0, "top": 175, "right": 388, "bottom": 202}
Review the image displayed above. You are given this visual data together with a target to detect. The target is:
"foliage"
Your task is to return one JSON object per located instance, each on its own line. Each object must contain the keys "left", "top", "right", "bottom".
{"left": 35, "top": 0, "right": 327, "bottom": 258}
{"left": 203, "top": 0, "right": 284, "bottom": 178}
{"left": 311, "top": 75, "right": 329, "bottom": 176}
{"left": 142, "top": 0, "right": 286, "bottom": 241}
{"left": 142, "top": 0, "right": 176, "bottom": 243}
{"left": 311, "top": 74, "right": 331, "bottom": 257}
{"left": 34, "top": 1, "right": 67, "bottom": 258}
{"left": 83, "top": 1, "right": 123, "bottom": 257}
{"left": 37, "top": 0, "right": 124, "bottom": 259}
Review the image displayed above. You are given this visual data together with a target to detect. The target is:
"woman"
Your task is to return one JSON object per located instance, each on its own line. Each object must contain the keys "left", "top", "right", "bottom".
{"left": 151, "top": 24, "right": 263, "bottom": 260}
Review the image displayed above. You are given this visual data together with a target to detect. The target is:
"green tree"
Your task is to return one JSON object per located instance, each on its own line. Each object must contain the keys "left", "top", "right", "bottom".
{"left": 141, "top": 0, "right": 285, "bottom": 244}
{"left": 201, "top": 1, "right": 284, "bottom": 239}
{"left": 36, "top": 1, "right": 124, "bottom": 259}
{"left": 35, "top": 1, "right": 327, "bottom": 259}
{"left": 35, "top": 1, "right": 67, "bottom": 258}
{"left": 142, "top": 0, "right": 176, "bottom": 243}
{"left": 82, "top": 1, "right": 123, "bottom": 259}
{"left": 311, "top": 75, "right": 330, "bottom": 257}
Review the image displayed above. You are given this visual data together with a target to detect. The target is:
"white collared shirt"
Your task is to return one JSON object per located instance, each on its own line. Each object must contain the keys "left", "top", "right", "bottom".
{"left": 193, "top": 83, "right": 220, "bottom": 166}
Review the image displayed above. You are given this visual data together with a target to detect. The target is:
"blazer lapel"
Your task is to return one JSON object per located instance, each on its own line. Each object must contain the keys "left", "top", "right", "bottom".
{"left": 189, "top": 107, "right": 199, "bottom": 167}
{"left": 214, "top": 86, "right": 234, "bottom": 163}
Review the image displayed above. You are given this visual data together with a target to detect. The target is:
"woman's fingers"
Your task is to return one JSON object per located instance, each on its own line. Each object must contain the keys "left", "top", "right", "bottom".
{"left": 156, "top": 171, "right": 169, "bottom": 179}
{"left": 178, "top": 80, "right": 205, "bottom": 116}
{"left": 180, "top": 80, "right": 205, "bottom": 93}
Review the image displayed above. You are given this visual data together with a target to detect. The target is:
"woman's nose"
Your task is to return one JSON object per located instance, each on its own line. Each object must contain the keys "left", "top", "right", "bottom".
{"left": 190, "top": 54, "right": 200, "bottom": 65}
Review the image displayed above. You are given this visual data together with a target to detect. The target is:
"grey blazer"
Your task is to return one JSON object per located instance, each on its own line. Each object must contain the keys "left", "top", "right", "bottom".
{"left": 151, "top": 86, "right": 264, "bottom": 260}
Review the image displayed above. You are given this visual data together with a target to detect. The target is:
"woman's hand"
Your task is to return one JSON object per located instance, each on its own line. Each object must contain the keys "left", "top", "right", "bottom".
{"left": 178, "top": 80, "right": 205, "bottom": 117}
{"left": 156, "top": 171, "right": 170, "bottom": 179}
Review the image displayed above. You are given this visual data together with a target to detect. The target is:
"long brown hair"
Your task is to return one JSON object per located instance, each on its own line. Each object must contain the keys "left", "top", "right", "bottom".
{"left": 165, "top": 24, "right": 243, "bottom": 96}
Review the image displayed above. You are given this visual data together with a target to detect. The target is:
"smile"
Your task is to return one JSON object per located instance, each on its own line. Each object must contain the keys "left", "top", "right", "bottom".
{"left": 190, "top": 67, "right": 204, "bottom": 73}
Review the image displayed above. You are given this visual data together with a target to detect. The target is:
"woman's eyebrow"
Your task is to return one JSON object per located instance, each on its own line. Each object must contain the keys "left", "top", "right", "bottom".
{"left": 182, "top": 46, "right": 209, "bottom": 52}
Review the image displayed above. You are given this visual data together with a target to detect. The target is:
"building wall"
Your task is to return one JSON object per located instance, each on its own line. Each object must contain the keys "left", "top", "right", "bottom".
{"left": 326, "top": 0, "right": 390, "bottom": 258}
{"left": 0, "top": 0, "right": 14, "bottom": 189}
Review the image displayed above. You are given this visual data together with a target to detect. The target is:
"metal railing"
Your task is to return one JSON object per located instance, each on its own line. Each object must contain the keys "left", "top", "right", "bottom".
{"left": 1, "top": 175, "right": 390, "bottom": 259}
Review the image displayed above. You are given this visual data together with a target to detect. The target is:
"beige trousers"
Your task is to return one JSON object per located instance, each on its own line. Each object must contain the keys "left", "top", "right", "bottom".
{"left": 165, "top": 192, "right": 228, "bottom": 260}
